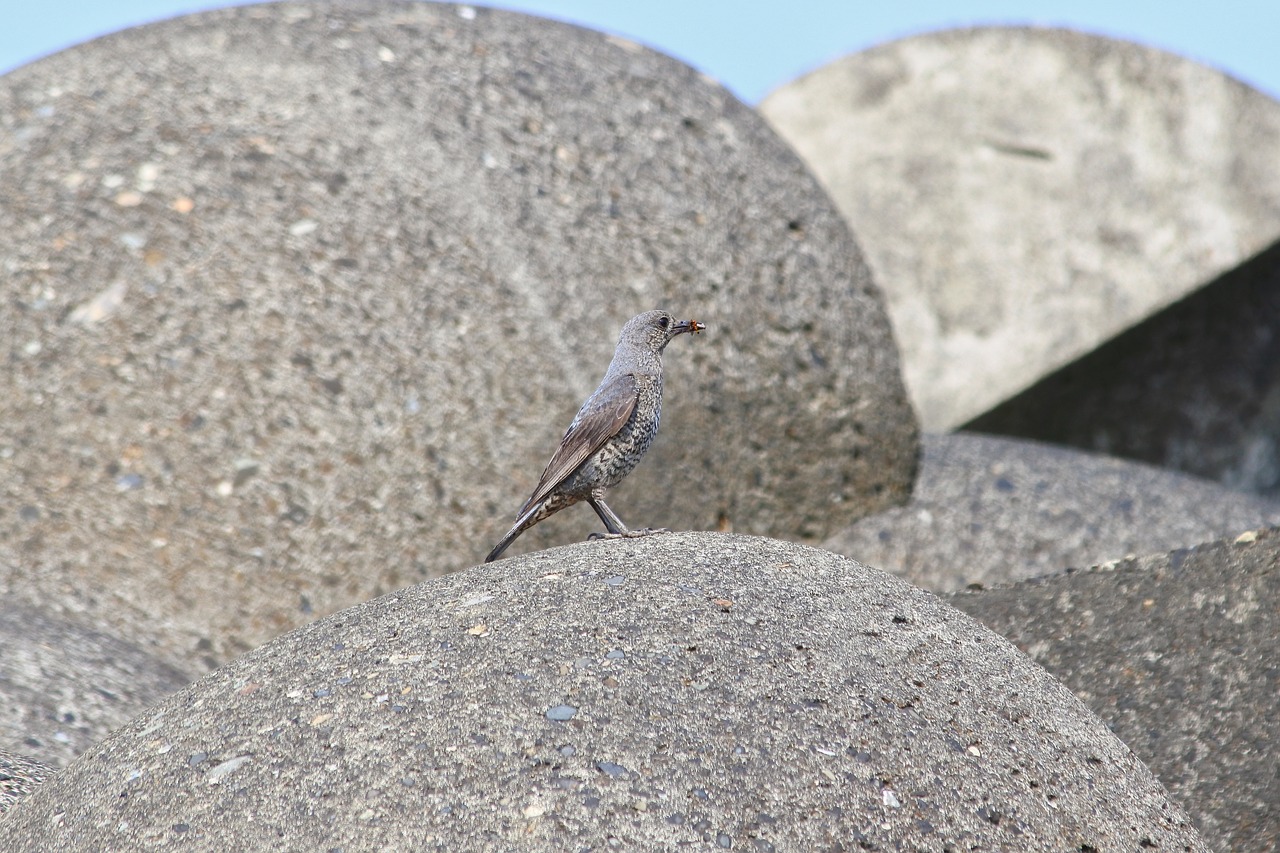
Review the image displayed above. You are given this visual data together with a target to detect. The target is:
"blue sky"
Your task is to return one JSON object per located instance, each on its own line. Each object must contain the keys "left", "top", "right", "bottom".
{"left": 3, "top": 1, "right": 1278, "bottom": 104}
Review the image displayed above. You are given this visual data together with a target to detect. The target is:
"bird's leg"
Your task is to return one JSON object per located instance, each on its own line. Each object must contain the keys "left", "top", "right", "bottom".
{"left": 586, "top": 496, "right": 671, "bottom": 540}
{"left": 587, "top": 495, "right": 628, "bottom": 534}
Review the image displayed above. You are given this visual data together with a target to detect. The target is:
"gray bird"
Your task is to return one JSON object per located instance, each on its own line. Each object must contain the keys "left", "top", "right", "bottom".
{"left": 485, "top": 309, "right": 705, "bottom": 562}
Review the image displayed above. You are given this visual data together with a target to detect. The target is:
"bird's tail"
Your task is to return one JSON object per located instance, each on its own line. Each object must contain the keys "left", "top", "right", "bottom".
{"left": 483, "top": 502, "right": 543, "bottom": 563}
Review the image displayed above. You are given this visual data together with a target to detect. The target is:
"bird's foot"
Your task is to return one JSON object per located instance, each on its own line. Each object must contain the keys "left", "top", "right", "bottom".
{"left": 587, "top": 528, "right": 672, "bottom": 541}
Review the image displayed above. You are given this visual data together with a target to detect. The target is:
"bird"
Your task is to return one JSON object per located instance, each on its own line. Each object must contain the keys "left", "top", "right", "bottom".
{"left": 485, "top": 309, "right": 705, "bottom": 562}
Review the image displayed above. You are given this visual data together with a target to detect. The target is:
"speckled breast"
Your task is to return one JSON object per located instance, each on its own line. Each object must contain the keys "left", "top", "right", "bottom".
{"left": 566, "top": 374, "right": 663, "bottom": 494}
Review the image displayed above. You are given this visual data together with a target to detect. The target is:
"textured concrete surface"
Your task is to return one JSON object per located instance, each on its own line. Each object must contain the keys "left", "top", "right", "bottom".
{"left": 950, "top": 527, "right": 1280, "bottom": 853}
{"left": 0, "top": 750, "right": 51, "bottom": 817}
{"left": 825, "top": 433, "right": 1280, "bottom": 591}
{"left": 761, "top": 26, "right": 1280, "bottom": 430}
{"left": 0, "top": 604, "right": 193, "bottom": 768}
{"left": 0, "top": 1, "right": 916, "bottom": 670}
{"left": 969, "top": 237, "right": 1280, "bottom": 499}
{"left": 0, "top": 534, "right": 1203, "bottom": 851}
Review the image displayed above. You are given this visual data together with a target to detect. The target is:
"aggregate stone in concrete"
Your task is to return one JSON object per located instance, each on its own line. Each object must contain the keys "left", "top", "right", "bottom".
{"left": 0, "top": 1, "right": 916, "bottom": 670}
{"left": 0, "top": 750, "right": 52, "bottom": 817}
{"left": 0, "top": 604, "right": 194, "bottom": 768}
{"left": 761, "top": 26, "right": 1280, "bottom": 431}
{"left": 949, "top": 528, "right": 1280, "bottom": 852}
{"left": 969, "top": 238, "right": 1280, "bottom": 499}
{"left": 824, "top": 433, "right": 1280, "bottom": 591}
{"left": 0, "top": 534, "right": 1204, "bottom": 851}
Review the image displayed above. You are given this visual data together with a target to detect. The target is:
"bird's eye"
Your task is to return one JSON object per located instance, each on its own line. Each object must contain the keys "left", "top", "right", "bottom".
{"left": 658, "top": 316, "right": 670, "bottom": 329}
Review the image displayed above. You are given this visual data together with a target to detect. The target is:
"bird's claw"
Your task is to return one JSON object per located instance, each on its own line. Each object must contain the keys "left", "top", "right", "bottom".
{"left": 588, "top": 528, "right": 672, "bottom": 541}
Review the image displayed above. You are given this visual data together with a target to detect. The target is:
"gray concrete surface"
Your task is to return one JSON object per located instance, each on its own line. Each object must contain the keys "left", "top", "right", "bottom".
{"left": 0, "top": 1, "right": 916, "bottom": 671}
{"left": 950, "top": 527, "right": 1280, "bottom": 852}
{"left": 968, "top": 238, "right": 1280, "bottom": 499}
{"left": 761, "top": 26, "right": 1280, "bottom": 431}
{"left": 826, "top": 433, "right": 1280, "bottom": 591}
{"left": 0, "top": 534, "right": 1204, "bottom": 851}
{"left": 0, "top": 751, "right": 51, "bottom": 817}
{"left": 0, "top": 604, "right": 193, "bottom": 768}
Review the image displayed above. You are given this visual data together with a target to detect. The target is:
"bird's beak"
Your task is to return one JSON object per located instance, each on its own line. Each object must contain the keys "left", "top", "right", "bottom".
{"left": 674, "top": 319, "right": 706, "bottom": 336}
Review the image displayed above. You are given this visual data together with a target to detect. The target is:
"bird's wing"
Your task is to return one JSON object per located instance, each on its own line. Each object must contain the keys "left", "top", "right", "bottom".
{"left": 520, "top": 373, "right": 638, "bottom": 515}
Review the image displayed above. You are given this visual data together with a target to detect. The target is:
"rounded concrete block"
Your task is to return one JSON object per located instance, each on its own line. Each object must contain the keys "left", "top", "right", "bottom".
{"left": 762, "top": 27, "right": 1280, "bottom": 430}
{"left": 0, "top": 604, "right": 193, "bottom": 768}
{"left": 1, "top": 534, "right": 1204, "bottom": 851}
{"left": 0, "top": 1, "right": 916, "bottom": 668}
{"left": 950, "top": 528, "right": 1280, "bottom": 851}
{"left": 825, "top": 433, "right": 1280, "bottom": 591}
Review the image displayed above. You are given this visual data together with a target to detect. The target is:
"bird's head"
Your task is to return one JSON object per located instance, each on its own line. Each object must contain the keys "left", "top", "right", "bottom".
{"left": 621, "top": 310, "right": 706, "bottom": 353}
